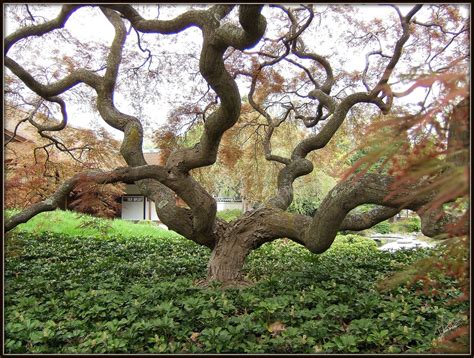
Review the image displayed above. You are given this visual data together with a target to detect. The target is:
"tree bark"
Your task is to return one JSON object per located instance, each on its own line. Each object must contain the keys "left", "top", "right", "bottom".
{"left": 207, "top": 235, "right": 251, "bottom": 283}
{"left": 205, "top": 207, "right": 310, "bottom": 284}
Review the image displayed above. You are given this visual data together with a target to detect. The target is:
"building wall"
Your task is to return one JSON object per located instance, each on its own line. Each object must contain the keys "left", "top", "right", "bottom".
{"left": 145, "top": 199, "right": 159, "bottom": 221}
{"left": 121, "top": 195, "right": 145, "bottom": 220}
{"left": 216, "top": 201, "right": 243, "bottom": 212}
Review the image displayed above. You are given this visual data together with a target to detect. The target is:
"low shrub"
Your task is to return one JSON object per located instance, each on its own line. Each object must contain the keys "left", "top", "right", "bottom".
{"left": 403, "top": 217, "right": 421, "bottom": 232}
{"left": 389, "top": 217, "right": 421, "bottom": 233}
{"left": 373, "top": 220, "right": 391, "bottom": 234}
{"left": 4, "top": 231, "right": 467, "bottom": 354}
{"left": 287, "top": 197, "right": 319, "bottom": 216}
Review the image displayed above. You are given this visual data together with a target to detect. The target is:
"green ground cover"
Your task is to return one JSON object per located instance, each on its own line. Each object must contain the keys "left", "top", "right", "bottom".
{"left": 4, "top": 212, "right": 467, "bottom": 353}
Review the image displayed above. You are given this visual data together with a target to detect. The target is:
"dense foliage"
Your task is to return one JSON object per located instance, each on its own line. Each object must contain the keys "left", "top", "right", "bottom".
{"left": 5, "top": 229, "right": 467, "bottom": 354}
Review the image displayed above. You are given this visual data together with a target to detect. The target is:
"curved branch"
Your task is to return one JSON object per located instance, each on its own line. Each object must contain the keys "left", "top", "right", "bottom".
{"left": 4, "top": 100, "right": 42, "bottom": 147}
{"left": 263, "top": 125, "right": 291, "bottom": 165}
{"left": 215, "top": 5, "right": 266, "bottom": 50}
{"left": 27, "top": 97, "right": 68, "bottom": 132}
{"left": 285, "top": 7, "right": 334, "bottom": 94}
{"left": 5, "top": 5, "right": 80, "bottom": 54}
{"left": 371, "top": 5, "right": 423, "bottom": 97}
{"left": 5, "top": 57, "right": 102, "bottom": 96}
{"left": 292, "top": 92, "right": 388, "bottom": 160}
{"left": 166, "top": 5, "right": 266, "bottom": 171}
{"left": 101, "top": 4, "right": 210, "bottom": 33}
{"left": 267, "top": 158, "right": 314, "bottom": 210}
{"left": 92, "top": 9, "right": 205, "bottom": 244}
{"left": 100, "top": 7, "right": 127, "bottom": 95}
{"left": 303, "top": 173, "right": 434, "bottom": 254}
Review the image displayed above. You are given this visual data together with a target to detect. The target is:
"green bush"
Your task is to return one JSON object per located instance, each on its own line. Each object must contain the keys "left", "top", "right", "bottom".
{"left": 326, "top": 235, "right": 378, "bottom": 254}
{"left": 373, "top": 220, "right": 391, "bottom": 234}
{"left": 5, "top": 229, "right": 466, "bottom": 354}
{"left": 390, "top": 217, "right": 421, "bottom": 233}
{"left": 216, "top": 209, "right": 242, "bottom": 222}
{"left": 403, "top": 217, "right": 421, "bottom": 232}
{"left": 288, "top": 197, "right": 319, "bottom": 216}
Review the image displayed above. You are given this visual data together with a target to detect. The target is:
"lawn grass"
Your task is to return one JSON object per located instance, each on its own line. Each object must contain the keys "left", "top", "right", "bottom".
{"left": 5, "top": 209, "right": 179, "bottom": 239}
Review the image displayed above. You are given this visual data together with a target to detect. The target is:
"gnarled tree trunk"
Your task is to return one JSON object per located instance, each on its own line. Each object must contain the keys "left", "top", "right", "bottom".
{"left": 207, "top": 235, "right": 252, "bottom": 283}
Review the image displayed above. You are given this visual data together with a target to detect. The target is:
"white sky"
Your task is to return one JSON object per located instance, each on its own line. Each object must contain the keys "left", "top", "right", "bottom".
{"left": 4, "top": 4, "right": 468, "bottom": 144}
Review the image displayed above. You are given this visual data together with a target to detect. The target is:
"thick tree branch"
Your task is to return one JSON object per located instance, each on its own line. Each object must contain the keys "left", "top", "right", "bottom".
{"left": 166, "top": 5, "right": 266, "bottom": 172}
{"left": 214, "top": 5, "right": 267, "bottom": 50}
{"left": 93, "top": 8, "right": 208, "bottom": 245}
{"left": 5, "top": 57, "right": 102, "bottom": 96}
{"left": 292, "top": 92, "right": 388, "bottom": 160}
{"left": 303, "top": 173, "right": 438, "bottom": 254}
{"left": 102, "top": 4, "right": 210, "bottom": 34}
{"left": 340, "top": 206, "right": 401, "bottom": 231}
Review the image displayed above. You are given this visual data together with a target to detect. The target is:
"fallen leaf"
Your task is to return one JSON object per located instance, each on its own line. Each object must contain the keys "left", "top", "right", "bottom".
{"left": 267, "top": 321, "right": 286, "bottom": 335}
{"left": 190, "top": 332, "right": 200, "bottom": 342}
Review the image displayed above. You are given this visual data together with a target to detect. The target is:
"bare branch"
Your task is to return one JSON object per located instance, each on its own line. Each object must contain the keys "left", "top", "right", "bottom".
{"left": 4, "top": 100, "right": 42, "bottom": 147}
{"left": 370, "top": 5, "right": 423, "bottom": 97}
{"left": 5, "top": 5, "right": 80, "bottom": 53}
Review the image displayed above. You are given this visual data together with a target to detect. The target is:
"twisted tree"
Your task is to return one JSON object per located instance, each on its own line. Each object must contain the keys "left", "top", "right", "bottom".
{"left": 4, "top": 4, "right": 469, "bottom": 284}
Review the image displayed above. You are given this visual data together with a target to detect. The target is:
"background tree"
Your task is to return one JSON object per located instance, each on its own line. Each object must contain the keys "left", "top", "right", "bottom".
{"left": 4, "top": 4, "right": 469, "bottom": 285}
{"left": 4, "top": 102, "right": 126, "bottom": 217}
